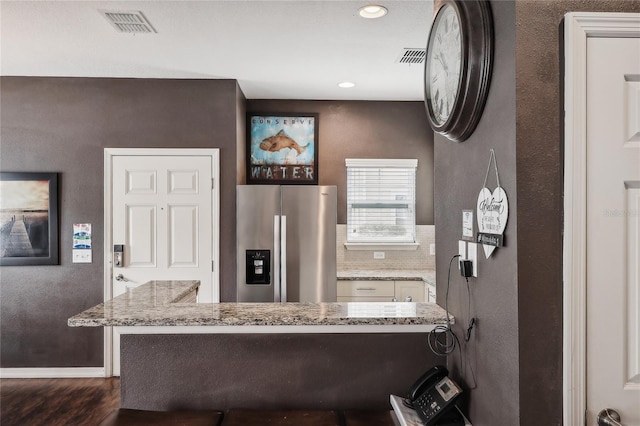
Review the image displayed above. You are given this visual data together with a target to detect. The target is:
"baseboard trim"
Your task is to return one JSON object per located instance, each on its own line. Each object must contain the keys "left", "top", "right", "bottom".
{"left": 0, "top": 367, "right": 105, "bottom": 378}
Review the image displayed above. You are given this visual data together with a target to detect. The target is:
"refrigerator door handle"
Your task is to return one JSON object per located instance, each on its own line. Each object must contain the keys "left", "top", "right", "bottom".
{"left": 273, "top": 215, "right": 281, "bottom": 303}
{"left": 280, "top": 215, "right": 287, "bottom": 302}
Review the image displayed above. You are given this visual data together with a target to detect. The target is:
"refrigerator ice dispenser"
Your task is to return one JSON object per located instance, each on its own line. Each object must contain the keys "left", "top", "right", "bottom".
{"left": 246, "top": 250, "right": 271, "bottom": 285}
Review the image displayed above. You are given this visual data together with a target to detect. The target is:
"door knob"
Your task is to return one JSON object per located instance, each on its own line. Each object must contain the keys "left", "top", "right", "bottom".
{"left": 115, "top": 274, "right": 128, "bottom": 282}
{"left": 597, "top": 408, "right": 625, "bottom": 426}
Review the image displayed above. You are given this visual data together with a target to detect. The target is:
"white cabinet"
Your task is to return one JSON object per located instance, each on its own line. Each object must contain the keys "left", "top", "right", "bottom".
{"left": 337, "top": 280, "right": 425, "bottom": 302}
{"left": 394, "top": 280, "right": 425, "bottom": 302}
{"left": 337, "top": 280, "right": 394, "bottom": 302}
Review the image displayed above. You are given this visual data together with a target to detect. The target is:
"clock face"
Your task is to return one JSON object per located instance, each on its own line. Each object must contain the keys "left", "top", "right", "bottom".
{"left": 427, "top": 4, "right": 462, "bottom": 126}
{"left": 423, "top": 0, "right": 493, "bottom": 142}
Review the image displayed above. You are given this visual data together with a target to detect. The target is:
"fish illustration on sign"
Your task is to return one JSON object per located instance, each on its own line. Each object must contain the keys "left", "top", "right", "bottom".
{"left": 259, "top": 130, "right": 308, "bottom": 156}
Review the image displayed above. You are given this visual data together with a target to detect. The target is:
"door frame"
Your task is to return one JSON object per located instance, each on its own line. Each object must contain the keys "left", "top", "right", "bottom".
{"left": 103, "top": 148, "right": 220, "bottom": 377}
{"left": 563, "top": 12, "right": 640, "bottom": 425}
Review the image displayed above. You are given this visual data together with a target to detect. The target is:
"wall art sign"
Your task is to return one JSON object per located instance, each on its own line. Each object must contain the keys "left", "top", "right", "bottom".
{"left": 73, "top": 223, "right": 92, "bottom": 249}
{"left": 476, "top": 149, "right": 508, "bottom": 258}
{"left": 72, "top": 223, "right": 92, "bottom": 263}
{"left": 477, "top": 232, "right": 504, "bottom": 247}
{"left": 247, "top": 113, "right": 319, "bottom": 185}
{"left": 0, "top": 172, "right": 59, "bottom": 265}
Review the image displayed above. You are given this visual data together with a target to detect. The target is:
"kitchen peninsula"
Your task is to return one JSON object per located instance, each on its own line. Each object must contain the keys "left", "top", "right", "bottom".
{"left": 69, "top": 280, "right": 450, "bottom": 412}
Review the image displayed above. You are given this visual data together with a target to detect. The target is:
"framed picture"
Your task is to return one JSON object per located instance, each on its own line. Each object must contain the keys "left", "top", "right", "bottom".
{"left": 247, "top": 113, "right": 319, "bottom": 184}
{"left": 0, "top": 172, "right": 59, "bottom": 265}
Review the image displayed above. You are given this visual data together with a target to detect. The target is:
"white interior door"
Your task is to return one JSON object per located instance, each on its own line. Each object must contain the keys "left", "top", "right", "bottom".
{"left": 106, "top": 149, "right": 219, "bottom": 375}
{"left": 586, "top": 37, "right": 640, "bottom": 425}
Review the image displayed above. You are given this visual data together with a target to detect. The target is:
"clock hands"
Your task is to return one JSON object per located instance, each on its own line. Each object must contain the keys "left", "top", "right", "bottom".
{"left": 435, "top": 52, "right": 449, "bottom": 75}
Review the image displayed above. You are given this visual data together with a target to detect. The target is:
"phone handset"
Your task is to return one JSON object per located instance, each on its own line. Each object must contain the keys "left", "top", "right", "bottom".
{"left": 408, "top": 365, "right": 448, "bottom": 402}
{"left": 408, "top": 365, "right": 462, "bottom": 426}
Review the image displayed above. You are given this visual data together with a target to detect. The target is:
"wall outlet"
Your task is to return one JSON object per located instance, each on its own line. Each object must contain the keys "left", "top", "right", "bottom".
{"left": 72, "top": 249, "right": 92, "bottom": 264}
{"left": 373, "top": 251, "right": 385, "bottom": 260}
{"left": 429, "top": 243, "right": 436, "bottom": 256}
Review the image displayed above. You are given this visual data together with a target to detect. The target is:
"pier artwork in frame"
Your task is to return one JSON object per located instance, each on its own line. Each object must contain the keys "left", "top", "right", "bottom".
{"left": 0, "top": 172, "right": 59, "bottom": 265}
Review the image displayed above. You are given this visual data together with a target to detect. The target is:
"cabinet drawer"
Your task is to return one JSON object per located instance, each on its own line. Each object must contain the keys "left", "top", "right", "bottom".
{"left": 337, "top": 280, "right": 395, "bottom": 297}
{"left": 337, "top": 296, "right": 395, "bottom": 302}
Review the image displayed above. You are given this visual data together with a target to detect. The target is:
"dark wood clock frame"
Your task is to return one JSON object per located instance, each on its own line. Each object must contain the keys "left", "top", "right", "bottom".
{"left": 424, "top": 0, "right": 494, "bottom": 142}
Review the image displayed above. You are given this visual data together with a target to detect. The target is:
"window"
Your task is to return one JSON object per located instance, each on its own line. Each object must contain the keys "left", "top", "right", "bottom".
{"left": 346, "top": 158, "right": 417, "bottom": 245}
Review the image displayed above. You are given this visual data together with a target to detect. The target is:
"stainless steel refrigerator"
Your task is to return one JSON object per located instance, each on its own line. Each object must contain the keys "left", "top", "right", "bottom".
{"left": 237, "top": 185, "right": 337, "bottom": 303}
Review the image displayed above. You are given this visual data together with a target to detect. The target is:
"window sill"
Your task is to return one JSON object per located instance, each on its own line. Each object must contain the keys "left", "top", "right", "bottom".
{"left": 344, "top": 242, "right": 420, "bottom": 251}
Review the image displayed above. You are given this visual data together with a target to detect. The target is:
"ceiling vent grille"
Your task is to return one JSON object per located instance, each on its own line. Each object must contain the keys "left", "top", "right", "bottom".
{"left": 100, "top": 10, "right": 157, "bottom": 34}
{"left": 396, "top": 48, "right": 426, "bottom": 65}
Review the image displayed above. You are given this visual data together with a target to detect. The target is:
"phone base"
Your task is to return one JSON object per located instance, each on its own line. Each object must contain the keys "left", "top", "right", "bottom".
{"left": 434, "top": 405, "right": 467, "bottom": 426}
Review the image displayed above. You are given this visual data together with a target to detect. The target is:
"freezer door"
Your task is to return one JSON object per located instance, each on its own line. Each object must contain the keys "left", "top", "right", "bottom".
{"left": 281, "top": 186, "right": 337, "bottom": 302}
{"left": 237, "top": 185, "right": 281, "bottom": 302}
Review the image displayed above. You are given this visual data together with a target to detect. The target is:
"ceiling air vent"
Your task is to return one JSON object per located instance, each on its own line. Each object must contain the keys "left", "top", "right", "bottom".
{"left": 100, "top": 10, "right": 157, "bottom": 34}
{"left": 396, "top": 48, "right": 426, "bottom": 65}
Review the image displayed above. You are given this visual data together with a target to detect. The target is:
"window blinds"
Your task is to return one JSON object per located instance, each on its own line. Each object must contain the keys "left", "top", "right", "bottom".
{"left": 346, "top": 159, "right": 417, "bottom": 243}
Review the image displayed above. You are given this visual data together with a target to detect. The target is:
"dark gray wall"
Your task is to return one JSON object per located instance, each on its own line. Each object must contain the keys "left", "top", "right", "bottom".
{"left": 433, "top": 1, "right": 519, "bottom": 425}
{"left": 0, "top": 77, "right": 243, "bottom": 367}
{"left": 247, "top": 100, "right": 434, "bottom": 225}
{"left": 120, "top": 333, "right": 442, "bottom": 411}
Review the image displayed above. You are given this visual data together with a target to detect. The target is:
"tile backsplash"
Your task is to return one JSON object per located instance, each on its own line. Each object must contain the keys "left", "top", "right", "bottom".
{"left": 337, "top": 225, "right": 435, "bottom": 270}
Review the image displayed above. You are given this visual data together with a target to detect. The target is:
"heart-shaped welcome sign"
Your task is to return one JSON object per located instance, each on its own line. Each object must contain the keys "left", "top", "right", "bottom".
{"left": 477, "top": 186, "right": 509, "bottom": 258}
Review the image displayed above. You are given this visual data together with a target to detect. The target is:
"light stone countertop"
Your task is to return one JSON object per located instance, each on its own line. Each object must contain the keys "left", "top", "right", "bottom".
{"left": 337, "top": 269, "right": 436, "bottom": 286}
{"left": 68, "top": 280, "right": 449, "bottom": 328}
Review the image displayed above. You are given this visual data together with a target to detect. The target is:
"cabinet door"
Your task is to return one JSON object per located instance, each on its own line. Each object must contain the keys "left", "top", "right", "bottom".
{"left": 337, "top": 280, "right": 395, "bottom": 298}
{"left": 394, "top": 280, "right": 425, "bottom": 302}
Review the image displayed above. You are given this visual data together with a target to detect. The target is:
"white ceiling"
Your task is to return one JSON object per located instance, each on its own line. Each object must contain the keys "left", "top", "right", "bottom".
{"left": 0, "top": 0, "right": 433, "bottom": 100}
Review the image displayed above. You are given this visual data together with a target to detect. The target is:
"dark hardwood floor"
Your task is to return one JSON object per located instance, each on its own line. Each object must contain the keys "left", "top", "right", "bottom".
{"left": 1, "top": 378, "right": 120, "bottom": 426}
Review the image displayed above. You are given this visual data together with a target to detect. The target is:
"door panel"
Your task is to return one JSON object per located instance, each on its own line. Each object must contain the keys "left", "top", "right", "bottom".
{"left": 586, "top": 37, "right": 640, "bottom": 424}
{"left": 628, "top": 186, "right": 640, "bottom": 385}
{"left": 168, "top": 205, "right": 199, "bottom": 267}
{"left": 126, "top": 169, "right": 156, "bottom": 194}
{"left": 625, "top": 80, "right": 640, "bottom": 144}
{"left": 126, "top": 205, "right": 156, "bottom": 268}
{"left": 168, "top": 169, "right": 200, "bottom": 194}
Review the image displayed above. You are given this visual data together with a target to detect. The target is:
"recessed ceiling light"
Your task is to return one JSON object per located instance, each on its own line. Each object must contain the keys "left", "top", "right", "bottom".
{"left": 358, "top": 5, "right": 388, "bottom": 19}
{"left": 338, "top": 81, "right": 356, "bottom": 88}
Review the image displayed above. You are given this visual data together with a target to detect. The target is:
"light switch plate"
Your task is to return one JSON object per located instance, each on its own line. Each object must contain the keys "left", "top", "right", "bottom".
{"left": 72, "top": 249, "right": 92, "bottom": 263}
{"left": 429, "top": 243, "right": 436, "bottom": 256}
{"left": 468, "top": 242, "right": 478, "bottom": 277}
{"left": 458, "top": 241, "right": 466, "bottom": 270}
{"left": 458, "top": 240, "right": 467, "bottom": 257}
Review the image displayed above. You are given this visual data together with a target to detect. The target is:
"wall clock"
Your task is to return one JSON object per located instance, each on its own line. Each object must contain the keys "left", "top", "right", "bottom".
{"left": 424, "top": 0, "right": 493, "bottom": 142}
